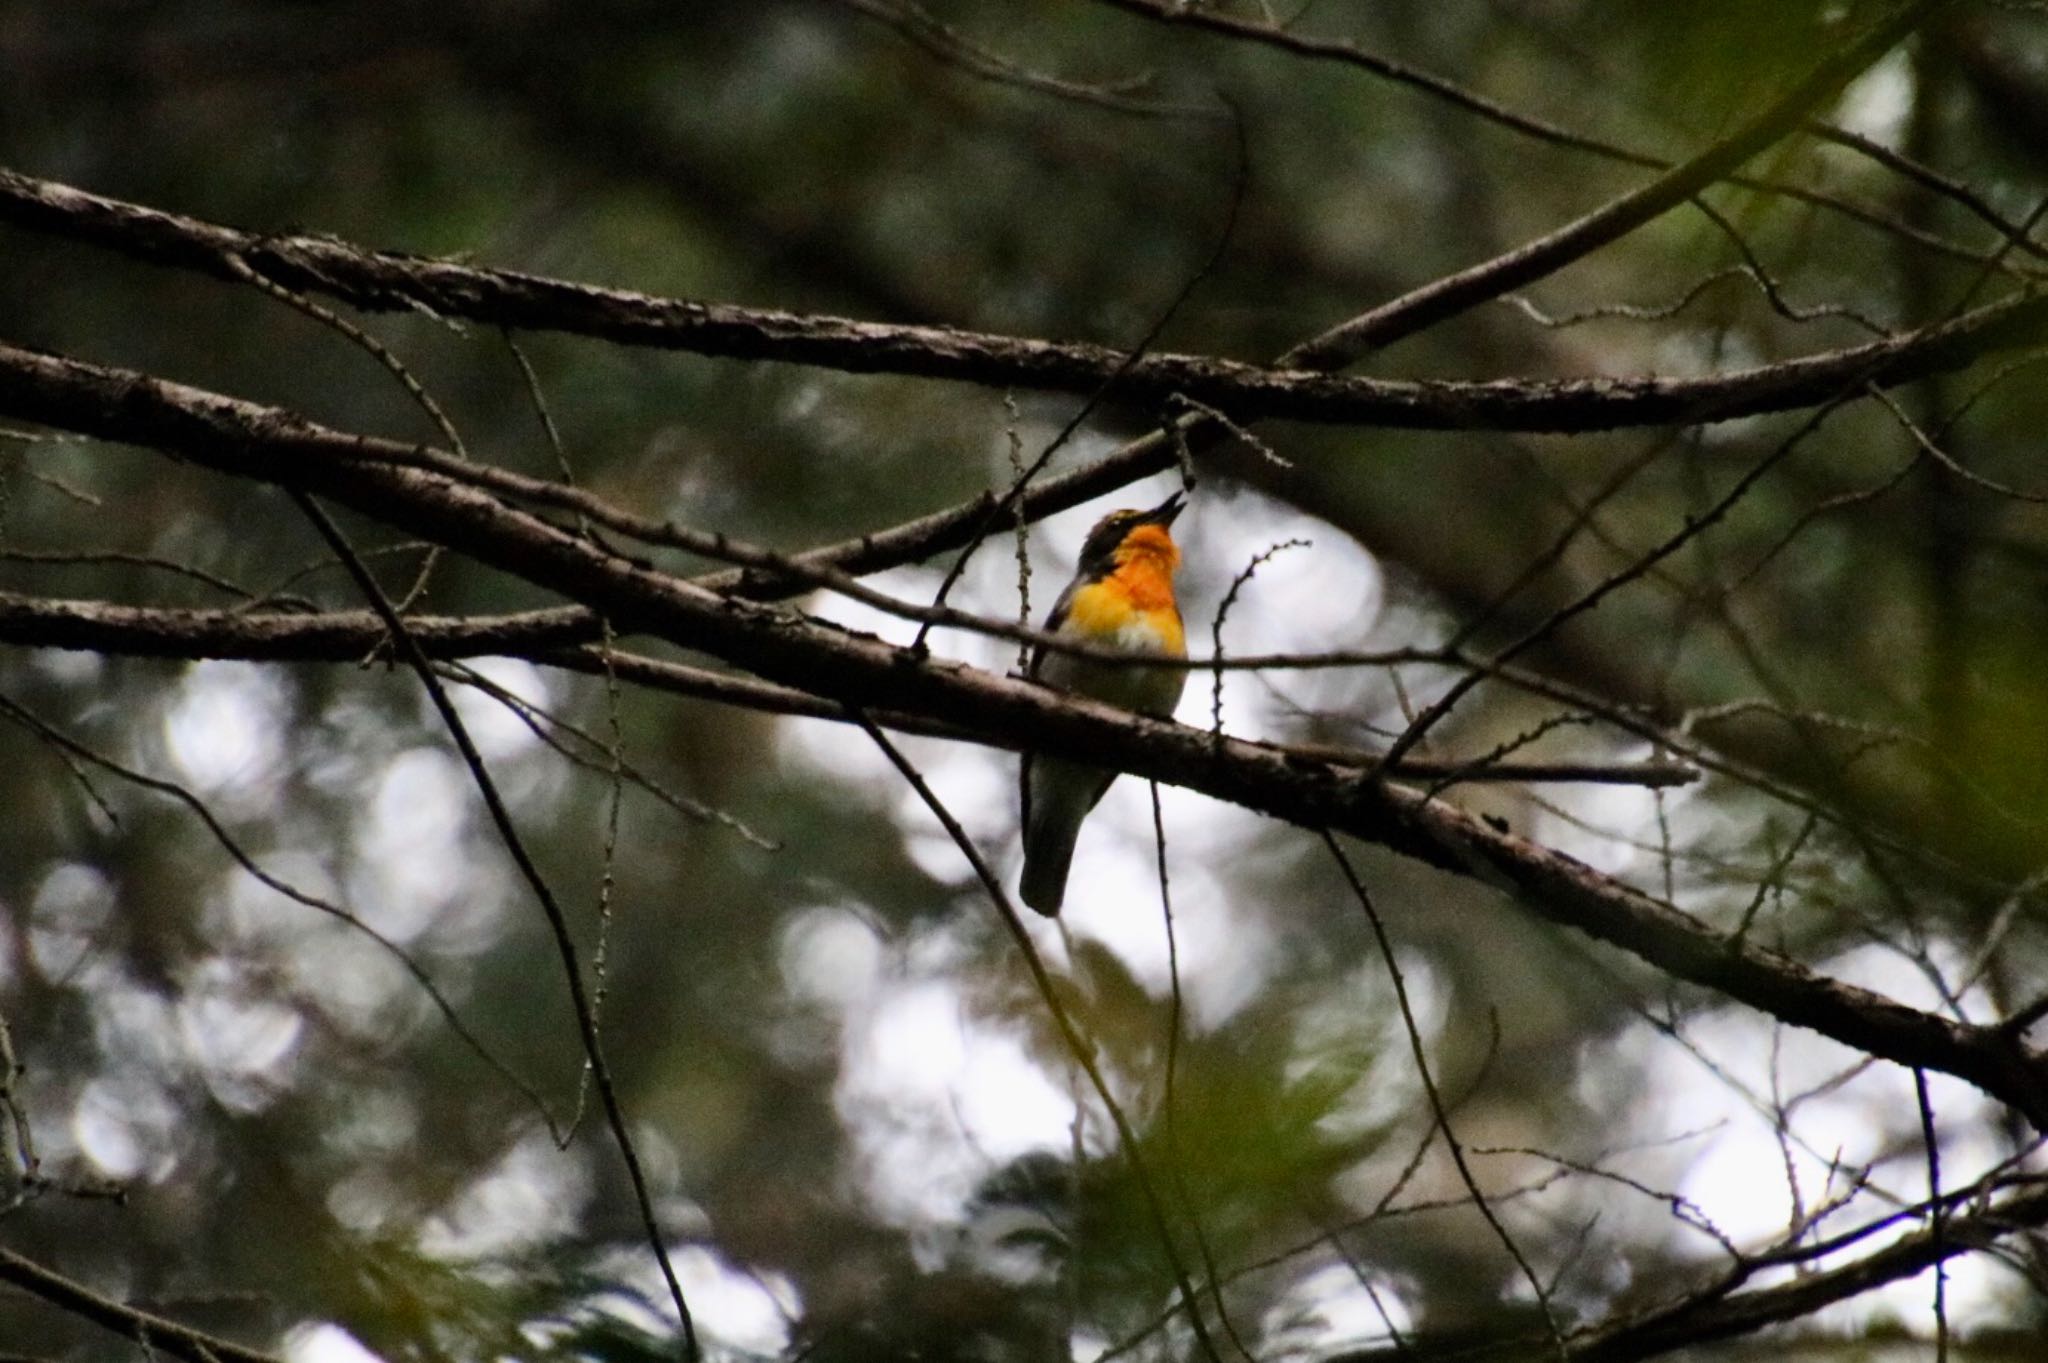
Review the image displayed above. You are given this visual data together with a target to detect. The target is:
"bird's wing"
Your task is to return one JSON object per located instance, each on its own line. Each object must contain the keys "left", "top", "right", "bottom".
{"left": 1026, "top": 579, "right": 1078, "bottom": 679}
{"left": 1020, "top": 580, "right": 1081, "bottom": 833}
{"left": 1019, "top": 753, "right": 1031, "bottom": 839}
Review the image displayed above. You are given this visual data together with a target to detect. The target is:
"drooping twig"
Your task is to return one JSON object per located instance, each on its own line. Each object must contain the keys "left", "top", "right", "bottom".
{"left": 1688, "top": 196, "right": 1892, "bottom": 336}
{"left": 855, "top": 715, "right": 1227, "bottom": 1363}
{"left": 288, "top": 492, "right": 700, "bottom": 1360}
{"left": 0, "top": 688, "right": 566, "bottom": 1141}
{"left": 225, "top": 251, "right": 464, "bottom": 615}
{"left": 436, "top": 657, "right": 775, "bottom": 849}
{"left": 1150, "top": 782, "right": 1254, "bottom": 1360}
{"left": 1321, "top": 829, "right": 1570, "bottom": 1363}
{"left": 1914, "top": 1068, "right": 1949, "bottom": 1363}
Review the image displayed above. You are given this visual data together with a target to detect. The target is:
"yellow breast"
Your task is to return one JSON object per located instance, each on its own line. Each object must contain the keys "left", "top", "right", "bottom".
{"left": 1064, "top": 577, "right": 1186, "bottom": 657}
{"left": 1049, "top": 572, "right": 1188, "bottom": 717}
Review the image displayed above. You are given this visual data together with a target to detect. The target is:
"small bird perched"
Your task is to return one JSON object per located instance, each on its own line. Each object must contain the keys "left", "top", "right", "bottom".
{"left": 1019, "top": 492, "right": 1189, "bottom": 916}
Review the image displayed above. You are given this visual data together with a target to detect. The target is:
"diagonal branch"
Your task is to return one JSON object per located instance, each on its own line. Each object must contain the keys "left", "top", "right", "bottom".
{"left": 860, "top": 717, "right": 1227, "bottom": 1363}
{"left": 1567, "top": 1177, "right": 2048, "bottom": 1363}
{"left": 1092, "top": 0, "right": 2045, "bottom": 269}
{"left": 0, "top": 1245, "right": 280, "bottom": 1363}
{"left": 1324, "top": 1177, "right": 2048, "bottom": 1361}
{"left": 287, "top": 493, "right": 699, "bottom": 1359}
{"left": 3, "top": 340, "right": 2045, "bottom": 1134}
{"left": 1283, "top": 0, "right": 1960, "bottom": 366}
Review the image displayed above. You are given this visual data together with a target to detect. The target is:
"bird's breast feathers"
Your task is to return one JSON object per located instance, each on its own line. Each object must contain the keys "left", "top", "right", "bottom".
{"left": 1039, "top": 573, "right": 1187, "bottom": 716}
{"left": 1062, "top": 579, "right": 1185, "bottom": 657}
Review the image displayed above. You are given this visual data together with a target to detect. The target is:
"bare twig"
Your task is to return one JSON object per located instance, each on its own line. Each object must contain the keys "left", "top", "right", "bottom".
{"left": 1209, "top": 537, "right": 1310, "bottom": 737}
{"left": 0, "top": 689, "right": 566, "bottom": 1139}
{"left": 830, "top": 0, "right": 1218, "bottom": 119}
{"left": 1150, "top": 781, "right": 1254, "bottom": 1360}
{"left": 1915, "top": 1069, "right": 1949, "bottom": 1363}
{"left": 1378, "top": 394, "right": 1852, "bottom": 772}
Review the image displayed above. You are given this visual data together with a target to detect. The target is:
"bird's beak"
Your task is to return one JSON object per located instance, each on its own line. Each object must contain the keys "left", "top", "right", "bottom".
{"left": 1142, "top": 491, "right": 1187, "bottom": 527}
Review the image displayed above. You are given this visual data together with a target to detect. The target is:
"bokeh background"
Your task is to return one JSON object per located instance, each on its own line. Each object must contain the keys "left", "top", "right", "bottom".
{"left": 4, "top": 1, "right": 2048, "bottom": 1359}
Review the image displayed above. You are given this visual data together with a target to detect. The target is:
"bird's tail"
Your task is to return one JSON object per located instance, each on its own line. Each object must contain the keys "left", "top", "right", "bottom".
{"left": 1021, "top": 757, "right": 1112, "bottom": 917}
{"left": 1019, "top": 807, "right": 1082, "bottom": 916}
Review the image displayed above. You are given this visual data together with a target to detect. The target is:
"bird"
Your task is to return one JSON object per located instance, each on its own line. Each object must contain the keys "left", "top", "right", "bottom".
{"left": 1019, "top": 491, "right": 1189, "bottom": 916}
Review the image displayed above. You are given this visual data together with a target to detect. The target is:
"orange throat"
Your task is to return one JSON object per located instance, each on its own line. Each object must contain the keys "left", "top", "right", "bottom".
{"left": 1110, "top": 527, "right": 1181, "bottom": 611}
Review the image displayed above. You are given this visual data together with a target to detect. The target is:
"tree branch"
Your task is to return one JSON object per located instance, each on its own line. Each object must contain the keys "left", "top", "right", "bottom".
{"left": 1327, "top": 1177, "right": 2048, "bottom": 1361}
{"left": 5, "top": 165, "right": 2048, "bottom": 435}
{"left": 1283, "top": 0, "right": 1960, "bottom": 365}
{"left": 0, "top": 589, "right": 1695, "bottom": 787}
{"left": 2, "top": 339, "right": 2044, "bottom": 1134}
{"left": 1093, "top": 0, "right": 2039, "bottom": 271}
{"left": 0, "top": 1245, "right": 280, "bottom": 1363}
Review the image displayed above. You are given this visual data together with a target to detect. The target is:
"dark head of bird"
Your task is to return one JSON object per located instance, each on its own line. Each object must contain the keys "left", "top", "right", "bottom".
{"left": 1077, "top": 491, "right": 1186, "bottom": 571}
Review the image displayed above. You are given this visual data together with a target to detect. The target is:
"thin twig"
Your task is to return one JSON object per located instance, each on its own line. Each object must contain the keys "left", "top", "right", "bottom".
{"left": 831, "top": 0, "right": 1220, "bottom": 119}
{"left": 1284, "top": 0, "right": 1955, "bottom": 364}
{"left": 0, "top": 688, "right": 566, "bottom": 1141}
{"left": 1915, "top": 1068, "right": 1949, "bottom": 1363}
{"left": 1379, "top": 393, "right": 1853, "bottom": 772}
{"left": 1151, "top": 782, "right": 1254, "bottom": 1360}
{"left": 437, "top": 657, "right": 776, "bottom": 849}
{"left": 1210, "top": 537, "right": 1311, "bottom": 739}
{"left": 1320, "top": 830, "right": 1569, "bottom": 1362}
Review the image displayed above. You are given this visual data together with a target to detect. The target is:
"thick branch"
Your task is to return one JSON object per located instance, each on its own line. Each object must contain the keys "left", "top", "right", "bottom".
{"left": 4, "top": 167, "right": 2048, "bottom": 434}
{"left": 0, "top": 592, "right": 1696, "bottom": 787}
{"left": 2, "top": 340, "right": 2044, "bottom": 1131}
